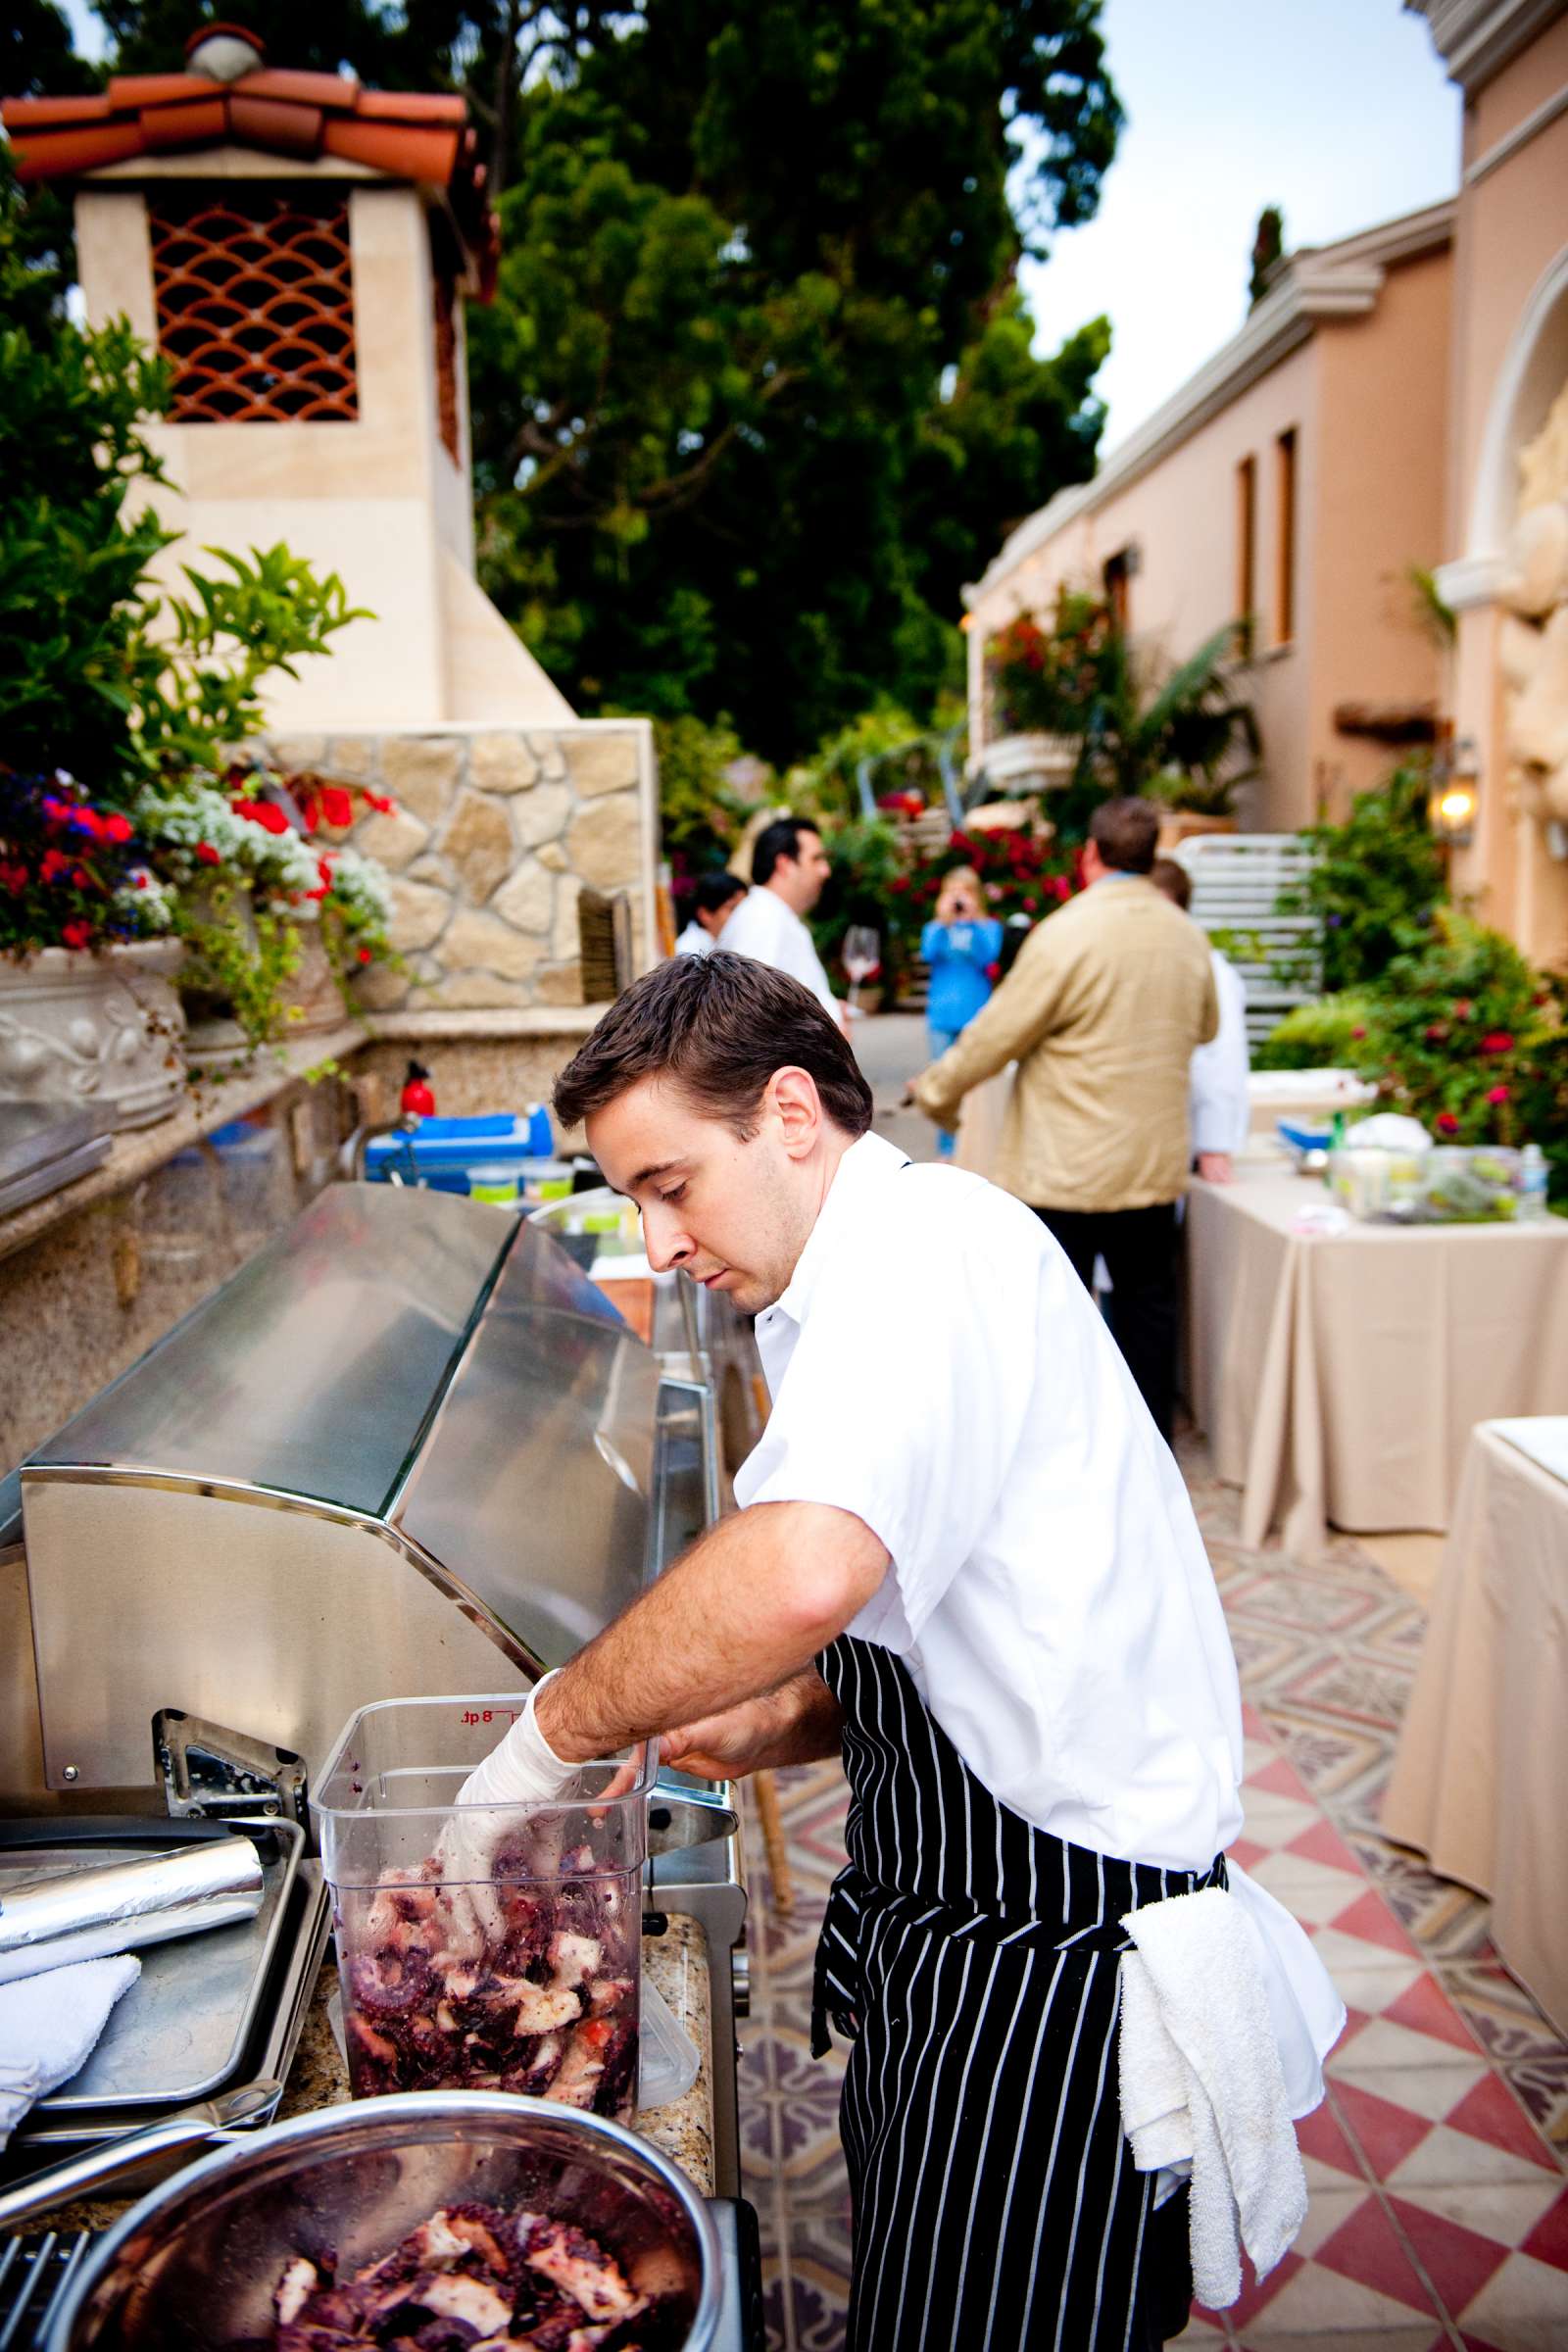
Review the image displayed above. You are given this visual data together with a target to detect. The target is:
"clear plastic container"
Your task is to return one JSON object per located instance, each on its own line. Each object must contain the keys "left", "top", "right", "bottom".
{"left": 313, "top": 1696, "right": 656, "bottom": 2121}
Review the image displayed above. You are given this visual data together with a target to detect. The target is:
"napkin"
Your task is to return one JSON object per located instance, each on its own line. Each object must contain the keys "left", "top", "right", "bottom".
{"left": 0, "top": 1953, "right": 140, "bottom": 2146}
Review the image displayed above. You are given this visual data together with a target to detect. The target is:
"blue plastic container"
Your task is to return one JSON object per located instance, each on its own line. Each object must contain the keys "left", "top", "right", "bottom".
{"left": 363, "top": 1106, "right": 553, "bottom": 1184}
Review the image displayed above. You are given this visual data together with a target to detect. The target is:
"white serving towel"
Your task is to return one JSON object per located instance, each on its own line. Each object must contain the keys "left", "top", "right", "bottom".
{"left": 0, "top": 1953, "right": 140, "bottom": 2148}
{"left": 1117, "top": 1886, "right": 1307, "bottom": 2310}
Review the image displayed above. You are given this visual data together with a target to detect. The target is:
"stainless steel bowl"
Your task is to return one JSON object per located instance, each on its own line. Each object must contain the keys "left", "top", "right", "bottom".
{"left": 45, "top": 2091, "right": 722, "bottom": 2350}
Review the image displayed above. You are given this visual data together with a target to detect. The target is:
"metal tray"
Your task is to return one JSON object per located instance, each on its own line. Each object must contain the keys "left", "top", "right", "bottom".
{"left": 3, "top": 1860, "right": 329, "bottom": 2174}
{"left": 0, "top": 1819, "right": 303, "bottom": 2115}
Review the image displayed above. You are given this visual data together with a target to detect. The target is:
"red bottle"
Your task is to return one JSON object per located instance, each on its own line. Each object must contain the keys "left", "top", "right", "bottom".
{"left": 400, "top": 1059, "right": 435, "bottom": 1118}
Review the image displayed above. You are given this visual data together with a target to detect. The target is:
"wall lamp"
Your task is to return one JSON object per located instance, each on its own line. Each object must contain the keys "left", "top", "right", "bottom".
{"left": 1429, "top": 736, "right": 1480, "bottom": 849}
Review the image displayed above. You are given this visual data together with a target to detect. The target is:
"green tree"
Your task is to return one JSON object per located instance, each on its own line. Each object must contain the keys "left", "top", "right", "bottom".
{"left": 40, "top": 0, "right": 1121, "bottom": 760}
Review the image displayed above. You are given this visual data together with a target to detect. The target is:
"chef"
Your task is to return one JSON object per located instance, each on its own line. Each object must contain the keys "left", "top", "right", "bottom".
{"left": 461, "top": 950, "right": 1341, "bottom": 2352}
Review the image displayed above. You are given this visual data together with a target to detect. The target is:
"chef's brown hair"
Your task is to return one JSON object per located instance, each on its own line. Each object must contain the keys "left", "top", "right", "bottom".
{"left": 554, "top": 951, "right": 874, "bottom": 1140}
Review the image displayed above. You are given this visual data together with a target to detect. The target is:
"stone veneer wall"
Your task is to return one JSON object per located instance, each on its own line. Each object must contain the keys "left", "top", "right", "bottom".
{"left": 252, "top": 719, "right": 658, "bottom": 1010}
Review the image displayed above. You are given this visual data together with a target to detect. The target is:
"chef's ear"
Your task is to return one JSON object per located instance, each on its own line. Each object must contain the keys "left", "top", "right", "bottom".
{"left": 763, "top": 1064, "right": 823, "bottom": 1158}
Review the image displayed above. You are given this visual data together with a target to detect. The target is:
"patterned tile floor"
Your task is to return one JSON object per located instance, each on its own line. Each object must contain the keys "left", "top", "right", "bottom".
{"left": 736, "top": 1436, "right": 1568, "bottom": 2350}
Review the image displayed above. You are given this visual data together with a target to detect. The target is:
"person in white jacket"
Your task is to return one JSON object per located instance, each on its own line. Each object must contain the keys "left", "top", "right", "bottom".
{"left": 1152, "top": 858, "right": 1250, "bottom": 1179}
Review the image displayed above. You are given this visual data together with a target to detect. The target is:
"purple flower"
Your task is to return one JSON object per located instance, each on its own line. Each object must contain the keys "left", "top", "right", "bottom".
{"left": 1327, "top": 914, "right": 1343, "bottom": 928}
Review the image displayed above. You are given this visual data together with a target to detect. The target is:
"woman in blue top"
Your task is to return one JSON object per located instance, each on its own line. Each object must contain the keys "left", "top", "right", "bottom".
{"left": 920, "top": 865, "right": 1003, "bottom": 1158}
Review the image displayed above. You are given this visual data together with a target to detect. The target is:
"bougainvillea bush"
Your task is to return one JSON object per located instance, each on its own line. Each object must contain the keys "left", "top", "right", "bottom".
{"left": 813, "top": 817, "right": 1076, "bottom": 997}
{"left": 1258, "top": 913, "right": 1568, "bottom": 1202}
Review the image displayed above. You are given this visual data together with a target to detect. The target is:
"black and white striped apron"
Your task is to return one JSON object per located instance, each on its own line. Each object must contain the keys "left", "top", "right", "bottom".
{"left": 811, "top": 1634, "right": 1227, "bottom": 2352}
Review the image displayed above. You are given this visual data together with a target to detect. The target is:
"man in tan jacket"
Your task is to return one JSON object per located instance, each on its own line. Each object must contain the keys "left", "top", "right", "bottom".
{"left": 910, "top": 797, "right": 1216, "bottom": 1441}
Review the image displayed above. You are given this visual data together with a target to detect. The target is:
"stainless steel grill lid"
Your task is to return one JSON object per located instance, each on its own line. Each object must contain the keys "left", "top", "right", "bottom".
{"left": 16, "top": 1184, "right": 662, "bottom": 1792}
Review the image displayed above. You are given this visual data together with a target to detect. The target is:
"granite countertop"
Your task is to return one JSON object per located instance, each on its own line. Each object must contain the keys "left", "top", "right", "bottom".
{"left": 8, "top": 1914, "right": 715, "bottom": 2237}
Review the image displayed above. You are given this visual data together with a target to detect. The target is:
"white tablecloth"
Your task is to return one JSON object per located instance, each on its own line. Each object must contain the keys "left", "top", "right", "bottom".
{"left": 1383, "top": 1420, "right": 1568, "bottom": 2037}
{"left": 1184, "top": 1169, "right": 1568, "bottom": 1557}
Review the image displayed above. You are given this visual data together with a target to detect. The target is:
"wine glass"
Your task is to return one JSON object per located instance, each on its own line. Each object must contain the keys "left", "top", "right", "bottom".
{"left": 843, "top": 924, "right": 880, "bottom": 1017}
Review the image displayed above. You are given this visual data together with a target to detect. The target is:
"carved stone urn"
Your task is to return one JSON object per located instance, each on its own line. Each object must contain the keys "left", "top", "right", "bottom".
{"left": 0, "top": 939, "right": 186, "bottom": 1129}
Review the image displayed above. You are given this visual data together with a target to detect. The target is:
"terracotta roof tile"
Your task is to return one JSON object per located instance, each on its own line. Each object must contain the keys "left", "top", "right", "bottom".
{"left": 1, "top": 92, "right": 114, "bottom": 126}
{"left": 106, "top": 73, "right": 211, "bottom": 108}
{"left": 0, "top": 36, "right": 499, "bottom": 292}
{"left": 236, "top": 66, "right": 360, "bottom": 111}
{"left": 226, "top": 91, "right": 321, "bottom": 158}
{"left": 356, "top": 90, "right": 466, "bottom": 124}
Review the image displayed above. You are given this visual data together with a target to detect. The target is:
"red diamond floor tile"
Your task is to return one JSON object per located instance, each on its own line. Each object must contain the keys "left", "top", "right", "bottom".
{"left": 1446, "top": 2072, "right": 1563, "bottom": 2172}
{"left": 1333, "top": 2079, "right": 1446, "bottom": 2176}
{"left": 1313, "top": 2195, "right": 1441, "bottom": 2313}
{"left": 1520, "top": 2185, "right": 1568, "bottom": 2270}
{"left": 1385, "top": 1971, "right": 1490, "bottom": 2054}
{"left": 1387, "top": 2191, "right": 1512, "bottom": 2314}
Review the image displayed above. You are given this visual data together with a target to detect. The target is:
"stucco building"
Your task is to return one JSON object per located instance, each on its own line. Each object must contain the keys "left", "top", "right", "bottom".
{"left": 1411, "top": 0, "right": 1568, "bottom": 958}
{"left": 964, "top": 203, "right": 1455, "bottom": 836}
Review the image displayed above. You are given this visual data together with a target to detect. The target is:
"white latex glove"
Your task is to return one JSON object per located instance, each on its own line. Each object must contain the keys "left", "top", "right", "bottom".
{"left": 433, "top": 1676, "right": 577, "bottom": 1950}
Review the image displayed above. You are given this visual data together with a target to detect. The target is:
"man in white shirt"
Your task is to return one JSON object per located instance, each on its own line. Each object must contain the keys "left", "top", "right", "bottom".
{"left": 1152, "top": 857, "right": 1250, "bottom": 1178}
{"left": 716, "top": 815, "right": 841, "bottom": 1020}
{"left": 673, "top": 870, "right": 746, "bottom": 957}
{"left": 462, "top": 954, "right": 1339, "bottom": 2352}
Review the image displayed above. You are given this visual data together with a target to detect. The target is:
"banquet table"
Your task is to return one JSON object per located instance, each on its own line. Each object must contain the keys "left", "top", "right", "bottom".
{"left": 1382, "top": 1419, "right": 1568, "bottom": 2037}
{"left": 1184, "top": 1166, "right": 1568, "bottom": 1558}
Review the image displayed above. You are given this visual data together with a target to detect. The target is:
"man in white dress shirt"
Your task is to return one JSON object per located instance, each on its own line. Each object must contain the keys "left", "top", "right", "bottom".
{"left": 460, "top": 953, "right": 1340, "bottom": 2351}
{"left": 716, "top": 815, "right": 841, "bottom": 1020}
{"left": 1151, "top": 858, "right": 1250, "bottom": 1178}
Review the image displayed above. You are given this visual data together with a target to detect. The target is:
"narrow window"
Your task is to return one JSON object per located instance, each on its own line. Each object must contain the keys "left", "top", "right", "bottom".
{"left": 1236, "top": 455, "right": 1256, "bottom": 655}
{"left": 1103, "top": 548, "right": 1131, "bottom": 631}
{"left": 1274, "top": 427, "right": 1298, "bottom": 646}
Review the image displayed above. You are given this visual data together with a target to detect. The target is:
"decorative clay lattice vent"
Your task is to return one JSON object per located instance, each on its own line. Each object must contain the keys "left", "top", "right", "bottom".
{"left": 148, "top": 190, "right": 358, "bottom": 422}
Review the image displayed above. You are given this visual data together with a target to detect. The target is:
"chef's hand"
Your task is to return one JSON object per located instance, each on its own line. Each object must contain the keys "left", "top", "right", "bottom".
{"left": 662, "top": 1674, "right": 845, "bottom": 1779}
{"left": 433, "top": 1676, "right": 577, "bottom": 1948}
{"left": 1197, "top": 1151, "right": 1234, "bottom": 1184}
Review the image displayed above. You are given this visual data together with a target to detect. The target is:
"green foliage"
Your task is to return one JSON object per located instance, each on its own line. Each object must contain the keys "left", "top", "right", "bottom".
{"left": 986, "top": 595, "right": 1259, "bottom": 824}
{"left": 1252, "top": 995, "right": 1380, "bottom": 1072}
{"left": 812, "top": 816, "right": 911, "bottom": 992}
{"left": 1283, "top": 760, "right": 1448, "bottom": 995}
{"left": 1353, "top": 914, "right": 1564, "bottom": 1162}
{"left": 1254, "top": 915, "right": 1568, "bottom": 1201}
{"left": 133, "top": 546, "right": 369, "bottom": 778}
{"left": 176, "top": 882, "right": 305, "bottom": 1055}
{"left": 1249, "top": 206, "right": 1284, "bottom": 308}
{"left": 0, "top": 183, "right": 365, "bottom": 796}
{"left": 653, "top": 711, "right": 750, "bottom": 867}
{"left": 42, "top": 1, "right": 1122, "bottom": 756}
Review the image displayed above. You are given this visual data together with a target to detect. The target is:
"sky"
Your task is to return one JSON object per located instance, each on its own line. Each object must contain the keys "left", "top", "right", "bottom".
{"left": 1019, "top": 0, "right": 1460, "bottom": 449}
{"left": 58, "top": 0, "right": 1458, "bottom": 455}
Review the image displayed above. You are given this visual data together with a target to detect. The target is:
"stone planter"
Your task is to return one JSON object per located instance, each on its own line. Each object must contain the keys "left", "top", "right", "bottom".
{"left": 979, "top": 732, "right": 1078, "bottom": 793}
{"left": 0, "top": 939, "right": 186, "bottom": 1129}
{"left": 280, "top": 912, "right": 348, "bottom": 1035}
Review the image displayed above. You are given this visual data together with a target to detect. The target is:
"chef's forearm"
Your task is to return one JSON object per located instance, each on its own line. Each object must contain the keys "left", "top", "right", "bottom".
{"left": 534, "top": 1501, "right": 886, "bottom": 1763}
{"left": 754, "top": 1669, "right": 846, "bottom": 1766}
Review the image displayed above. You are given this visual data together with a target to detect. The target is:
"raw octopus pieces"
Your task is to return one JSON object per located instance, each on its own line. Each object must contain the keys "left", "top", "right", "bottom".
{"left": 341, "top": 1840, "right": 637, "bottom": 2119}
{"left": 271, "top": 2200, "right": 662, "bottom": 2349}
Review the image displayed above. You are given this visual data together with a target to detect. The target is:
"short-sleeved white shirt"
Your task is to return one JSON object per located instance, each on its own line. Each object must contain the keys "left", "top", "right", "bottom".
{"left": 716, "top": 887, "right": 837, "bottom": 1015}
{"left": 734, "top": 1129, "right": 1343, "bottom": 2108}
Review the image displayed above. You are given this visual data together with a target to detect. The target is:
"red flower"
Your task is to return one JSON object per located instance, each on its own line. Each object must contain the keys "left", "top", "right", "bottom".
{"left": 889, "top": 877, "right": 908, "bottom": 894}
{"left": 1352, "top": 1025, "right": 1368, "bottom": 1040}
{"left": 232, "top": 796, "right": 290, "bottom": 835}
{"left": 102, "top": 810, "right": 134, "bottom": 844}
{"left": 318, "top": 857, "right": 335, "bottom": 886}
{"left": 39, "top": 847, "right": 73, "bottom": 883}
{"left": 357, "top": 946, "right": 373, "bottom": 964}
{"left": 61, "top": 917, "right": 93, "bottom": 950}
{"left": 72, "top": 866, "right": 90, "bottom": 887}
{"left": 195, "top": 842, "right": 221, "bottom": 866}
{"left": 1435, "top": 1111, "right": 1459, "bottom": 1135}
{"left": 0, "top": 859, "right": 28, "bottom": 893}
{"left": 72, "top": 808, "right": 106, "bottom": 840}
{"left": 364, "top": 790, "right": 395, "bottom": 815}
{"left": 1481, "top": 1031, "right": 1514, "bottom": 1054}
{"left": 1486, "top": 1083, "right": 1510, "bottom": 1105}
{"left": 319, "top": 786, "right": 355, "bottom": 829}
{"left": 1452, "top": 999, "right": 1473, "bottom": 1020}
{"left": 1423, "top": 1024, "right": 1446, "bottom": 1044}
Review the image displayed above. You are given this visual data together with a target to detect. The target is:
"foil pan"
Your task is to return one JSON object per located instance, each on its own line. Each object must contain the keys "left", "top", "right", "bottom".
{"left": 0, "top": 1840, "right": 264, "bottom": 1985}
